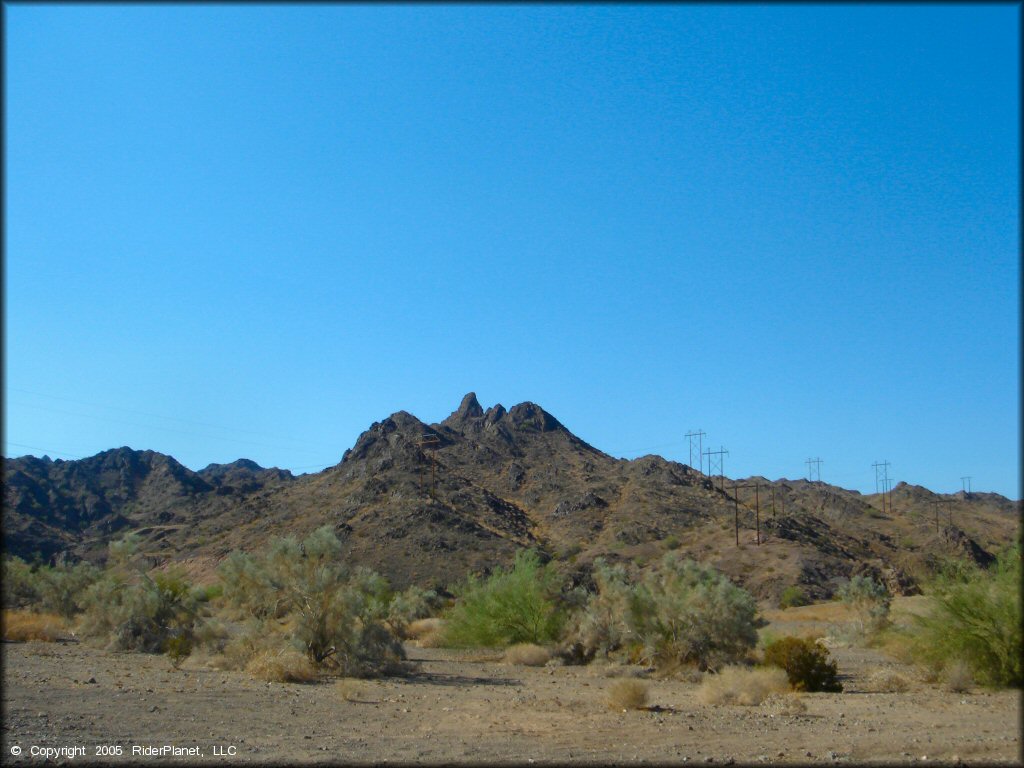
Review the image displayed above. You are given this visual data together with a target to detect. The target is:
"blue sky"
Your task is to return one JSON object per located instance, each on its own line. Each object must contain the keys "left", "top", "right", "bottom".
{"left": 4, "top": 4, "right": 1020, "bottom": 498}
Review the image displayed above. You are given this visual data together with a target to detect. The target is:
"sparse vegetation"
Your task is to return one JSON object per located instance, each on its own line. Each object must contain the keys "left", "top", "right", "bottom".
{"left": 503, "top": 643, "right": 551, "bottom": 666}
{"left": 697, "top": 665, "right": 790, "bottom": 705}
{"left": 245, "top": 647, "right": 319, "bottom": 683}
{"left": 838, "top": 574, "right": 891, "bottom": 637}
{"left": 865, "top": 668, "right": 910, "bottom": 693}
{"left": 762, "top": 636, "right": 843, "bottom": 692}
{"left": 779, "top": 585, "right": 809, "bottom": 609}
{"left": 441, "top": 549, "right": 564, "bottom": 647}
{"left": 943, "top": 660, "right": 974, "bottom": 693}
{"left": 909, "top": 546, "right": 1020, "bottom": 688}
{"left": 606, "top": 679, "right": 649, "bottom": 710}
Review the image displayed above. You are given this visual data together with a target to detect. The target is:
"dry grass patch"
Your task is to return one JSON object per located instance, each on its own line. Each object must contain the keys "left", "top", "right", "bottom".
{"left": 2, "top": 610, "right": 66, "bottom": 642}
{"left": 245, "top": 648, "right": 318, "bottom": 683}
{"left": 503, "top": 643, "right": 551, "bottom": 667}
{"left": 409, "top": 618, "right": 447, "bottom": 648}
{"left": 697, "top": 665, "right": 790, "bottom": 706}
{"left": 336, "top": 678, "right": 367, "bottom": 701}
{"left": 406, "top": 618, "right": 443, "bottom": 640}
{"left": 865, "top": 668, "right": 911, "bottom": 693}
{"left": 607, "top": 679, "right": 649, "bottom": 710}
{"left": 762, "top": 602, "right": 854, "bottom": 624}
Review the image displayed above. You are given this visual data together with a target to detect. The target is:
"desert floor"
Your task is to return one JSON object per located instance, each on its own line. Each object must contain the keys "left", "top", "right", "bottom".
{"left": 2, "top": 599, "right": 1020, "bottom": 765}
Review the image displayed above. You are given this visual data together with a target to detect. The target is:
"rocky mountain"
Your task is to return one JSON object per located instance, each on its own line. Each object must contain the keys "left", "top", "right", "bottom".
{"left": 3, "top": 393, "right": 1019, "bottom": 601}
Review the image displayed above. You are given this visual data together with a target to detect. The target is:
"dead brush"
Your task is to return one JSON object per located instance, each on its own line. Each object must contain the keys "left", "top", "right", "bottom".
{"left": 944, "top": 660, "right": 974, "bottom": 693}
{"left": 865, "top": 668, "right": 911, "bottom": 693}
{"left": 503, "top": 643, "right": 551, "bottom": 667}
{"left": 336, "top": 678, "right": 367, "bottom": 701}
{"left": 2, "top": 610, "right": 66, "bottom": 642}
{"left": 407, "top": 618, "right": 446, "bottom": 647}
{"left": 245, "top": 647, "right": 318, "bottom": 683}
{"left": 606, "top": 678, "right": 650, "bottom": 710}
{"left": 697, "top": 665, "right": 790, "bottom": 706}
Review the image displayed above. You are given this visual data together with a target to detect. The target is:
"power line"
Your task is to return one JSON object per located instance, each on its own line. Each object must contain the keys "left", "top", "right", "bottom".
{"left": 9, "top": 387, "right": 335, "bottom": 449}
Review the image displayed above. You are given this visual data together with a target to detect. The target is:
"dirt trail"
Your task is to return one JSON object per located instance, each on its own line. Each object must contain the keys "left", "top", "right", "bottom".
{"left": 3, "top": 632, "right": 1020, "bottom": 765}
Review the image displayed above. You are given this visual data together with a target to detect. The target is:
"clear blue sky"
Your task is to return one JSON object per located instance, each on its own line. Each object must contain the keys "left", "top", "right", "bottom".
{"left": 5, "top": 4, "right": 1020, "bottom": 498}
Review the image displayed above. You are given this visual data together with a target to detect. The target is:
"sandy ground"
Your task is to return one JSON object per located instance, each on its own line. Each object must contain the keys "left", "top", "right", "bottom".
{"left": 2, "top": 604, "right": 1021, "bottom": 765}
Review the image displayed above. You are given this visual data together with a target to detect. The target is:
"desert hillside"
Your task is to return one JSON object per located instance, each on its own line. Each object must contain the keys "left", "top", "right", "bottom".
{"left": 3, "top": 393, "right": 1019, "bottom": 600}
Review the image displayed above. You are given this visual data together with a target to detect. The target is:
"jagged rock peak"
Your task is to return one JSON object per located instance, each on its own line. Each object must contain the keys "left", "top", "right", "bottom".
{"left": 450, "top": 392, "right": 484, "bottom": 420}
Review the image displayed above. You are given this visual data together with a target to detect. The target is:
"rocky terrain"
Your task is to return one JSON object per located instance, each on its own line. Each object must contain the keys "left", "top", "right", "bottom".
{"left": 4, "top": 393, "right": 1019, "bottom": 599}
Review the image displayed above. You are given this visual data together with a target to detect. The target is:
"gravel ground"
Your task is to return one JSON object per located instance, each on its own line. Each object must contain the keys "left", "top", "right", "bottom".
{"left": 2, "top": 633, "right": 1020, "bottom": 766}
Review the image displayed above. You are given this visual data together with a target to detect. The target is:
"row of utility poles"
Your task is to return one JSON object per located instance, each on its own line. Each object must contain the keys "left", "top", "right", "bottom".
{"left": 687, "top": 429, "right": 976, "bottom": 547}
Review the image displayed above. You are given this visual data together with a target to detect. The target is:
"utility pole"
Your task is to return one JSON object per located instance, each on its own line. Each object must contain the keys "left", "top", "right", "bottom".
{"left": 930, "top": 499, "right": 954, "bottom": 533}
{"left": 960, "top": 476, "right": 972, "bottom": 496}
{"left": 419, "top": 434, "right": 440, "bottom": 498}
{"left": 873, "top": 460, "right": 892, "bottom": 513}
{"left": 806, "top": 457, "right": 823, "bottom": 482}
{"left": 703, "top": 446, "right": 729, "bottom": 492}
{"left": 755, "top": 482, "right": 761, "bottom": 545}
{"left": 731, "top": 482, "right": 762, "bottom": 546}
{"left": 686, "top": 429, "right": 706, "bottom": 475}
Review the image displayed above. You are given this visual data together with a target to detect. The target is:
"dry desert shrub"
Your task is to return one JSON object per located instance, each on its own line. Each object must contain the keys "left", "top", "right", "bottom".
{"left": 212, "top": 620, "right": 289, "bottom": 671}
{"left": 245, "top": 647, "right": 318, "bottom": 683}
{"left": 944, "top": 660, "right": 974, "bottom": 693}
{"left": 606, "top": 678, "right": 650, "bottom": 710}
{"left": 503, "top": 643, "right": 551, "bottom": 666}
{"left": 2, "top": 610, "right": 65, "bottom": 642}
{"left": 865, "top": 668, "right": 911, "bottom": 693}
{"left": 759, "top": 692, "right": 807, "bottom": 714}
{"left": 403, "top": 618, "right": 444, "bottom": 647}
{"left": 336, "top": 678, "right": 367, "bottom": 701}
{"left": 697, "top": 665, "right": 790, "bottom": 706}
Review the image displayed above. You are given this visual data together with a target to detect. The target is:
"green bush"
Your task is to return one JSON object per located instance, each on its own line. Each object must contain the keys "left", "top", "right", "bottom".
{"left": 911, "top": 546, "right": 1021, "bottom": 688}
{"left": 441, "top": 549, "right": 564, "bottom": 647}
{"left": 762, "top": 636, "right": 842, "bottom": 692}
{"left": 779, "top": 586, "right": 809, "bottom": 610}
{"left": 631, "top": 553, "right": 758, "bottom": 671}
{"left": 838, "top": 574, "right": 891, "bottom": 636}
